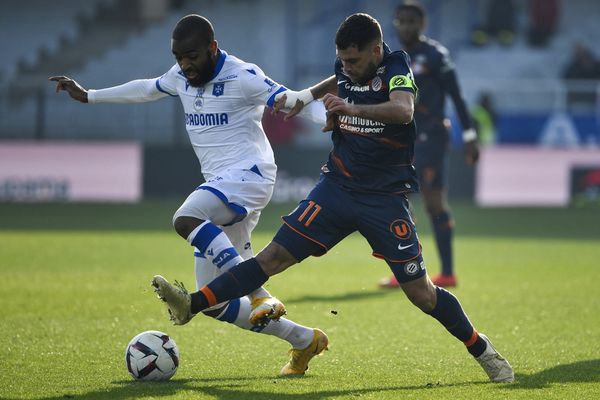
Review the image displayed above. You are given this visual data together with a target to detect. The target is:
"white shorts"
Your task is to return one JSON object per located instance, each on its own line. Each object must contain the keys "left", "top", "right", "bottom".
{"left": 173, "top": 164, "right": 275, "bottom": 258}
{"left": 173, "top": 165, "right": 274, "bottom": 293}
{"left": 174, "top": 164, "right": 275, "bottom": 223}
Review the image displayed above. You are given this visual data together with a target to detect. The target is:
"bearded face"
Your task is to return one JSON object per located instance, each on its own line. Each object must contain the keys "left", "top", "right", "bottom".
{"left": 172, "top": 38, "right": 217, "bottom": 87}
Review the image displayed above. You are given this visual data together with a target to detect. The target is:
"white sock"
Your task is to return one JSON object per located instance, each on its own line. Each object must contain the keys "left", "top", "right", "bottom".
{"left": 190, "top": 222, "right": 272, "bottom": 299}
{"left": 186, "top": 215, "right": 308, "bottom": 346}
{"left": 213, "top": 296, "right": 313, "bottom": 349}
{"left": 194, "top": 247, "right": 272, "bottom": 302}
{"left": 262, "top": 319, "right": 314, "bottom": 349}
{"left": 188, "top": 221, "right": 243, "bottom": 270}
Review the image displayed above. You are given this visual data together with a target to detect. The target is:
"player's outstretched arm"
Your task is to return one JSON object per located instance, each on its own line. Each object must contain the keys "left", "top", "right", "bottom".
{"left": 323, "top": 90, "right": 414, "bottom": 125}
{"left": 273, "top": 76, "right": 337, "bottom": 120}
{"left": 50, "top": 76, "right": 169, "bottom": 104}
{"left": 49, "top": 76, "right": 88, "bottom": 103}
{"left": 272, "top": 93, "right": 306, "bottom": 120}
{"left": 309, "top": 75, "right": 338, "bottom": 100}
{"left": 463, "top": 131, "right": 480, "bottom": 165}
{"left": 439, "top": 68, "right": 480, "bottom": 165}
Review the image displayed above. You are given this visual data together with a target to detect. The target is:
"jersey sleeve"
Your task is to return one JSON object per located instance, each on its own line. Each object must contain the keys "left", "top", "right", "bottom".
{"left": 155, "top": 64, "right": 181, "bottom": 97}
{"left": 239, "top": 64, "right": 287, "bottom": 107}
{"left": 88, "top": 79, "right": 167, "bottom": 104}
{"left": 434, "top": 47, "right": 473, "bottom": 131}
{"left": 385, "top": 52, "right": 418, "bottom": 96}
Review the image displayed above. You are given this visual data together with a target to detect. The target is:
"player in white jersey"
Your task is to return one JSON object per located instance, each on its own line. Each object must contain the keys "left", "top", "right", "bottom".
{"left": 50, "top": 14, "right": 328, "bottom": 376}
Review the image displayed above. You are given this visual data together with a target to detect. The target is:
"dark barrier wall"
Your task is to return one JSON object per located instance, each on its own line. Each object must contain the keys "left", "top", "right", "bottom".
{"left": 143, "top": 146, "right": 202, "bottom": 198}
{"left": 446, "top": 148, "right": 476, "bottom": 199}
{"left": 143, "top": 145, "right": 475, "bottom": 200}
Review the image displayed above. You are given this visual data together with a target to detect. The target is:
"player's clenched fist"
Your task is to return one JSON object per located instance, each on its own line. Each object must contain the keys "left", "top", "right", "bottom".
{"left": 48, "top": 76, "right": 89, "bottom": 103}
{"left": 322, "top": 93, "right": 354, "bottom": 116}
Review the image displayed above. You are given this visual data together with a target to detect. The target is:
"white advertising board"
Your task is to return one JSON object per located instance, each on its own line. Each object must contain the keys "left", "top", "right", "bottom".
{"left": 0, "top": 141, "right": 142, "bottom": 202}
{"left": 476, "top": 146, "right": 600, "bottom": 207}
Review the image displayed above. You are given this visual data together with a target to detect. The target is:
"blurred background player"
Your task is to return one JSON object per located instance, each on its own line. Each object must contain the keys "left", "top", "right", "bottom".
{"left": 49, "top": 14, "right": 324, "bottom": 373}
{"left": 379, "top": 2, "right": 479, "bottom": 289}
{"left": 562, "top": 43, "right": 600, "bottom": 109}
{"left": 472, "top": 92, "right": 497, "bottom": 147}
{"left": 470, "top": 0, "right": 517, "bottom": 47}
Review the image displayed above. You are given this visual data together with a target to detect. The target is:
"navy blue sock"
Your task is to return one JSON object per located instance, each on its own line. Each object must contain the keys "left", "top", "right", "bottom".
{"left": 432, "top": 211, "right": 454, "bottom": 276}
{"left": 190, "top": 258, "right": 269, "bottom": 314}
{"left": 427, "top": 287, "right": 487, "bottom": 357}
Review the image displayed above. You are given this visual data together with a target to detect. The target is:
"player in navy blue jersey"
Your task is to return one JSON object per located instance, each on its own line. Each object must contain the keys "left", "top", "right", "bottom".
{"left": 379, "top": 2, "right": 479, "bottom": 289}
{"left": 152, "top": 13, "right": 513, "bottom": 382}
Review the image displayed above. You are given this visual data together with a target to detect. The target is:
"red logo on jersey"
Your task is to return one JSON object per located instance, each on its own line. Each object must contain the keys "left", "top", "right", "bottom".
{"left": 390, "top": 219, "right": 412, "bottom": 240}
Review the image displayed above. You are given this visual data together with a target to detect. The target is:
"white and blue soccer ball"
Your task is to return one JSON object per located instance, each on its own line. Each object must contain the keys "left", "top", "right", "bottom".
{"left": 125, "top": 330, "right": 179, "bottom": 381}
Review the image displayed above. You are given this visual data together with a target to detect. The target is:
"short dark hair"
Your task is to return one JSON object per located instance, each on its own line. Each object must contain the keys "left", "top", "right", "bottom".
{"left": 172, "top": 14, "right": 214, "bottom": 46}
{"left": 395, "top": 2, "right": 426, "bottom": 21}
{"left": 335, "top": 13, "right": 382, "bottom": 51}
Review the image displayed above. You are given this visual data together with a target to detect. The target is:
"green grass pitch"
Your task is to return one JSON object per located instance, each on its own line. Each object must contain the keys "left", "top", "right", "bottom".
{"left": 1, "top": 201, "right": 599, "bottom": 399}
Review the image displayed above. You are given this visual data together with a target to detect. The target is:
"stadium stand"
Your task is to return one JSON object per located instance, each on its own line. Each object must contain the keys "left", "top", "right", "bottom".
{"left": 0, "top": 0, "right": 102, "bottom": 82}
{"left": 0, "top": 0, "right": 598, "bottom": 146}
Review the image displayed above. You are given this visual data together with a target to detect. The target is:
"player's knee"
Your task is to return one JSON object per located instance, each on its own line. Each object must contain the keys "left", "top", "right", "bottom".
{"left": 173, "top": 216, "right": 204, "bottom": 239}
{"left": 255, "top": 242, "right": 297, "bottom": 276}
{"left": 422, "top": 191, "right": 446, "bottom": 216}
{"left": 424, "top": 200, "right": 445, "bottom": 216}
{"left": 409, "top": 291, "right": 436, "bottom": 312}
{"left": 424, "top": 204, "right": 438, "bottom": 216}
{"left": 427, "top": 203, "right": 451, "bottom": 218}
{"left": 402, "top": 277, "right": 437, "bottom": 312}
{"left": 422, "top": 198, "right": 436, "bottom": 215}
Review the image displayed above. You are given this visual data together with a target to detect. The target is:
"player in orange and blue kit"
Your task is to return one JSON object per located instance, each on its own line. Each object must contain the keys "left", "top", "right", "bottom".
{"left": 379, "top": 2, "right": 480, "bottom": 289}
{"left": 153, "top": 13, "right": 513, "bottom": 382}
{"left": 271, "top": 32, "right": 424, "bottom": 277}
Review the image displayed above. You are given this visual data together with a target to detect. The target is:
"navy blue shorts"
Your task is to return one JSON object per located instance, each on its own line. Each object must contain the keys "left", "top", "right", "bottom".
{"left": 273, "top": 175, "right": 426, "bottom": 283}
{"left": 414, "top": 130, "right": 449, "bottom": 191}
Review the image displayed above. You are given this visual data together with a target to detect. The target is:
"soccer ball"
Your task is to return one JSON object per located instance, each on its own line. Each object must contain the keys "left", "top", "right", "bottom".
{"left": 125, "top": 330, "right": 179, "bottom": 381}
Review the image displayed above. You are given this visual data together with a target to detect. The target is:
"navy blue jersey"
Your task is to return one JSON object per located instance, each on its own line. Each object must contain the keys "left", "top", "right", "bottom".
{"left": 406, "top": 37, "right": 472, "bottom": 135}
{"left": 324, "top": 43, "right": 419, "bottom": 194}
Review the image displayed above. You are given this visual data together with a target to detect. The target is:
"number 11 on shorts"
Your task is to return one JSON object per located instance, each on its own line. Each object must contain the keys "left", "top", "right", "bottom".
{"left": 297, "top": 201, "right": 322, "bottom": 227}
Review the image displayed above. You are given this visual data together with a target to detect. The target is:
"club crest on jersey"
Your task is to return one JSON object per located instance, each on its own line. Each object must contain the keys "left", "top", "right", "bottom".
{"left": 404, "top": 260, "right": 420, "bottom": 276}
{"left": 194, "top": 88, "right": 204, "bottom": 110}
{"left": 390, "top": 219, "right": 412, "bottom": 239}
{"left": 412, "top": 54, "right": 427, "bottom": 75}
{"left": 213, "top": 83, "right": 225, "bottom": 97}
{"left": 371, "top": 76, "right": 382, "bottom": 92}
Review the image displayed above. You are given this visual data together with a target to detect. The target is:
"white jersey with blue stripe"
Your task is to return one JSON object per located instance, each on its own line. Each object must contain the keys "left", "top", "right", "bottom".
{"left": 155, "top": 50, "right": 283, "bottom": 182}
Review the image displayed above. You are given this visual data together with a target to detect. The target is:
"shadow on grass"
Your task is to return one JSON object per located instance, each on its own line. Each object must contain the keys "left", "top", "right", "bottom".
{"left": 23, "top": 376, "right": 483, "bottom": 400}
{"left": 510, "top": 358, "right": 600, "bottom": 389}
{"left": 18, "top": 360, "right": 600, "bottom": 400}
{"left": 285, "top": 289, "right": 395, "bottom": 305}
